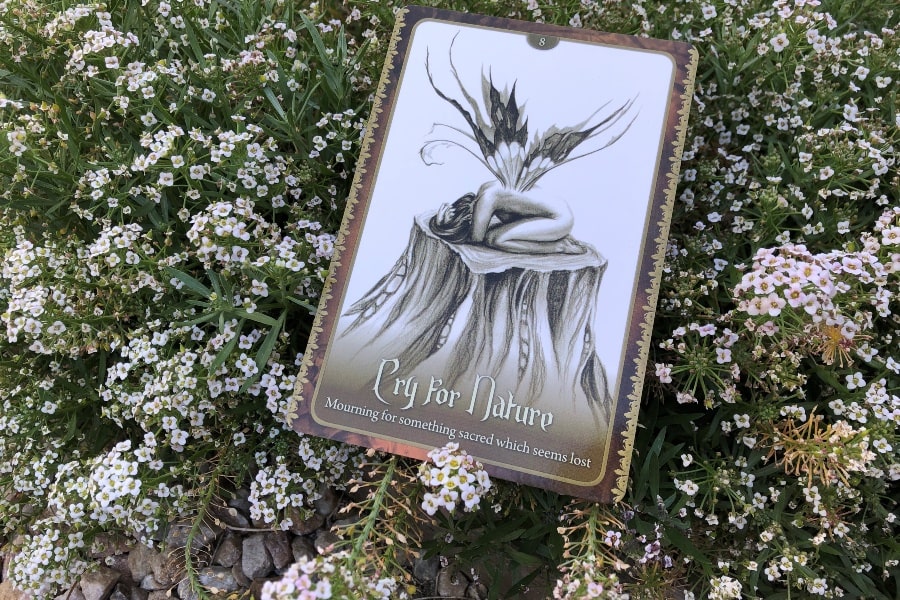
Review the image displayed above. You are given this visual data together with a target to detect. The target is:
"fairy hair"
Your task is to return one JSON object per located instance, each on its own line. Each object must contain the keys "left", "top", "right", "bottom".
{"left": 430, "top": 192, "right": 477, "bottom": 243}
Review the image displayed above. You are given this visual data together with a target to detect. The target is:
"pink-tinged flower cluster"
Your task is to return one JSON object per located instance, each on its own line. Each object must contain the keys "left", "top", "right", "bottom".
{"left": 734, "top": 243, "right": 889, "bottom": 322}
{"left": 732, "top": 208, "right": 899, "bottom": 365}
{"left": 419, "top": 442, "right": 492, "bottom": 515}
{"left": 552, "top": 559, "right": 626, "bottom": 600}
{"left": 259, "top": 551, "right": 407, "bottom": 600}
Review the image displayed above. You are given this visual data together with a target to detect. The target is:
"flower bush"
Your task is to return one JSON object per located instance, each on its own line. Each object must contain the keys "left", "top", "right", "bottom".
{"left": 1, "top": 0, "right": 898, "bottom": 598}
{"left": 419, "top": 442, "right": 493, "bottom": 516}
{"left": 0, "top": 0, "right": 371, "bottom": 594}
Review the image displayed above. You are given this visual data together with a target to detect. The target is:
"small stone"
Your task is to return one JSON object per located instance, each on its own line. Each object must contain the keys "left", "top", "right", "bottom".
{"left": 313, "top": 487, "right": 338, "bottom": 518}
{"left": 109, "top": 584, "right": 129, "bottom": 600}
{"left": 130, "top": 589, "right": 149, "bottom": 600}
{"left": 242, "top": 533, "right": 273, "bottom": 579}
{"left": 152, "top": 555, "right": 182, "bottom": 587}
{"left": 231, "top": 562, "right": 251, "bottom": 588}
{"left": 176, "top": 579, "right": 199, "bottom": 600}
{"left": 127, "top": 544, "right": 159, "bottom": 584}
{"left": 290, "top": 537, "right": 316, "bottom": 563}
{"left": 0, "top": 581, "right": 28, "bottom": 600}
{"left": 286, "top": 507, "right": 324, "bottom": 536}
{"left": 80, "top": 567, "right": 121, "bottom": 600}
{"left": 466, "top": 580, "right": 488, "bottom": 599}
{"left": 413, "top": 555, "right": 440, "bottom": 583}
{"left": 210, "top": 505, "right": 250, "bottom": 529}
{"left": 164, "top": 521, "right": 220, "bottom": 552}
{"left": 212, "top": 531, "right": 242, "bottom": 568}
{"left": 264, "top": 532, "right": 292, "bottom": 570}
{"left": 197, "top": 567, "right": 240, "bottom": 593}
{"left": 226, "top": 489, "right": 253, "bottom": 519}
{"left": 103, "top": 554, "right": 132, "bottom": 582}
{"left": 90, "top": 534, "right": 131, "bottom": 559}
{"left": 331, "top": 516, "right": 361, "bottom": 530}
{"left": 55, "top": 585, "right": 86, "bottom": 600}
{"left": 164, "top": 525, "right": 189, "bottom": 549}
{"left": 139, "top": 574, "right": 168, "bottom": 592}
{"left": 147, "top": 592, "right": 168, "bottom": 600}
{"left": 314, "top": 531, "right": 341, "bottom": 555}
{"left": 435, "top": 566, "right": 469, "bottom": 599}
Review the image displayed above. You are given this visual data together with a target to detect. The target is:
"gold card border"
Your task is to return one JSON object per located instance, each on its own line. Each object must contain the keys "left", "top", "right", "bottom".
{"left": 291, "top": 5, "right": 698, "bottom": 503}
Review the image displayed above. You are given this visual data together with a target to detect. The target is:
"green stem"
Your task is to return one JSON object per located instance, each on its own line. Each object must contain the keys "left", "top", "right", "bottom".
{"left": 349, "top": 455, "right": 397, "bottom": 564}
{"left": 183, "top": 453, "right": 229, "bottom": 600}
{"left": 581, "top": 503, "right": 596, "bottom": 559}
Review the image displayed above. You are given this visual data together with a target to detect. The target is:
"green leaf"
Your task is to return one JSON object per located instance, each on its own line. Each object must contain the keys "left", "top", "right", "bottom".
{"left": 208, "top": 321, "right": 243, "bottom": 375}
{"left": 502, "top": 547, "right": 543, "bottom": 568}
{"left": 182, "top": 19, "right": 209, "bottom": 69}
{"left": 471, "top": 516, "right": 529, "bottom": 546}
{"left": 131, "top": 194, "right": 167, "bottom": 230}
{"left": 634, "top": 427, "right": 668, "bottom": 503}
{"left": 262, "top": 86, "right": 288, "bottom": 122}
{"left": 254, "top": 310, "right": 285, "bottom": 371}
{"left": 503, "top": 568, "right": 543, "bottom": 600}
{"left": 232, "top": 308, "right": 278, "bottom": 327}
{"left": 165, "top": 267, "right": 212, "bottom": 297}
{"left": 239, "top": 310, "right": 286, "bottom": 393}
{"left": 174, "top": 310, "right": 219, "bottom": 328}
{"left": 816, "top": 543, "right": 844, "bottom": 556}
{"left": 63, "top": 409, "right": 79, "bottom": 445}
{"left": 665, "top": 528, "right": 712, "bottom": 571}
{"left": 812, "top": 364, "right": 844, "bottom": 390}
{"left": 98, "top": 350, "right": 107, "bottom": 389}
{"left": 771, "top": 484, "right": 792, "bottom": 522}
{"left": 208, "top": 271, "right": 224, "bottom": 296}
{"left": 298, "top": 12, "right": 346, "bottom": 102}
{"left": 288, "top": 295, "right": 318, "bottom": 313}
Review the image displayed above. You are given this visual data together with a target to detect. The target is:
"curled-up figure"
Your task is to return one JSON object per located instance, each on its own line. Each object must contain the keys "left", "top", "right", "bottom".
{"left": 431, "top": 181, "right": 582, "bottom": 254}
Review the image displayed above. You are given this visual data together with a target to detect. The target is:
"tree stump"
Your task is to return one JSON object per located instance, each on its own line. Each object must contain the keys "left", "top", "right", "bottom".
{"left": 337, "top": 212, "right": 612, "bottom": 422}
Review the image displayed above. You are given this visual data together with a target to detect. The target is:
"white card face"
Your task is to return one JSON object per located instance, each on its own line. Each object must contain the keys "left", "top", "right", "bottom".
{"left": 345, "top": 19, "right": 676, "bottom": 393}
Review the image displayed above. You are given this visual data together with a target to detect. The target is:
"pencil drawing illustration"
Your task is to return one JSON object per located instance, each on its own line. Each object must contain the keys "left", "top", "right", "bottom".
{"left": 336, "top": 36, "right": 638, "bottom": 421}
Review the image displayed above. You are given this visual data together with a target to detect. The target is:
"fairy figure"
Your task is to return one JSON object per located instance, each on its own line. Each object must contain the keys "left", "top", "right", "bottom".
{"left": 431, "top": 181, "right": 581, "bottom": 254}
{"left": 422, "top": 36, "right": 637, "bottom": 254}
{"left": 332, "top": 34, "right": 629, "bottom": 422}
